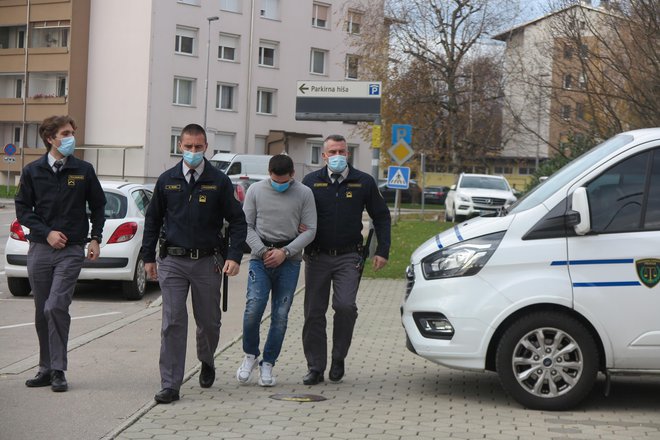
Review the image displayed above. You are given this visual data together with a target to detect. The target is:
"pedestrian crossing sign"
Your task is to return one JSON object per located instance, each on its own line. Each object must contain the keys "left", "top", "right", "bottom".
{"left": 386, "top": 166, "right": 410, "bottom": 189}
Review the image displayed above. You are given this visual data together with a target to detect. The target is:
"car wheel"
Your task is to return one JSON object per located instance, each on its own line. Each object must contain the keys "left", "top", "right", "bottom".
{"left": 495, "top": 311, "right": 599, "bottom": 410}
{"left": 8, "top": 277, "right": 31, "bottom": 296}
{"left": 444, "top": 204, "right": 453, "bottom": 222}
{"left": 122, "top": 256, "right": 146, "bottom": 300}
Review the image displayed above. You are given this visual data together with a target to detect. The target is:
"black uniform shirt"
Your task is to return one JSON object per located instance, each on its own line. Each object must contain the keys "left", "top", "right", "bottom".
{"left": 303, "top": 165, "right": 391, "bottom": 259}
{"left": 141, "top": 158, "right": 247, "bottom": 263}
{"left": 15, "top": 154, "right": 106, "bottom": 245}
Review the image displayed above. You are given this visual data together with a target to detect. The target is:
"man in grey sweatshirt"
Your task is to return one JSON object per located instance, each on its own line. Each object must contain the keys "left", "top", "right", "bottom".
{"left": 236, "top": 154, "right": 317, "bottom": 386}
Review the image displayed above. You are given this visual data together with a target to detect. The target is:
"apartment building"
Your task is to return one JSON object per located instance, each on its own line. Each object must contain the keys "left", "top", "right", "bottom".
{"left": 0, "top": 0, "right": 384, "bottom": 183}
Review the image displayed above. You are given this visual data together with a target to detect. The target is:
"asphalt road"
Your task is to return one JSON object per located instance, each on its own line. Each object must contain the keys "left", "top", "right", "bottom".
{"left": 0, "top": 201, "right": 270, "bottom": 440}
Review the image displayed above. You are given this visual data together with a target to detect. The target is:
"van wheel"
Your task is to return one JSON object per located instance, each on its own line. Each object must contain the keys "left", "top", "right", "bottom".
{"left": 495, "top": 311, "right": 598, "bottom": 410}
{"left": 122, "top": 257, "right": 146, "bottom": 300}
{"left": 8, "top": 277, "right": 31, "bottom": 296}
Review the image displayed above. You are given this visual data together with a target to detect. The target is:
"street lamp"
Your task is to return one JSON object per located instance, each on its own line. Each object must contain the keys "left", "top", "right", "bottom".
{"left": 204, "top": 16, "right": 219, "bottom": 131}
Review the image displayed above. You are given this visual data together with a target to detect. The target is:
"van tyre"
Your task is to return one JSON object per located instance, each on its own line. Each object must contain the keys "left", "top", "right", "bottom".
{"left": 122, "top": 257, "right": 146, "bottom": 300}
{"left": 495, "top": 311, "right": 598, "bottom": 411}
{"left": 8, "top": 277, "right": 31, "bottom": 296}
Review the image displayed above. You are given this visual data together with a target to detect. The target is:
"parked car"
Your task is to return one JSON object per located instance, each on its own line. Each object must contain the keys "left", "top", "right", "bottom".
{"left": 402, "top": 128, "right": 660, "bottom": 410}
{"left": 4, "top": 181, "right": 153, "bottom": 300}
{"left": 378, "top": 179, "right": 422, "bottom": 204}
{"left": 444, "top": 174, "right": 517, "bottom": 222}
{"left": 423, "top": 186, "right": 450, "bottom": 205}
{"left": 231, "top": 175, "right": 263, "bottom": 205}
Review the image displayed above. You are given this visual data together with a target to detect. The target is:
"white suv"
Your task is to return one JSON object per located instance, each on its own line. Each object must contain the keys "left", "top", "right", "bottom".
{"left": 444, "top": 173, "right": 517, "bottom": 222}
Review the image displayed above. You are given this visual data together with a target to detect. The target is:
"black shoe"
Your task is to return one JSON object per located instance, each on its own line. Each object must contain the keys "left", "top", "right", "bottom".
{"left": 302, "top": 370, "right": 324, "bottom": 385}
{"left": 199, "top": 362, "right": 215, "bottom": 388}
{"left": 154, "top": 388, "right": 180, "bottom": 404}
{"left": 26, "top": 371, "right": 52, "bottom": 388}
{"left": 329, "top": 359, "right": 345, "bottom": 382}
{"left": 50, "top": 370, "right": 68, "bottom": 392}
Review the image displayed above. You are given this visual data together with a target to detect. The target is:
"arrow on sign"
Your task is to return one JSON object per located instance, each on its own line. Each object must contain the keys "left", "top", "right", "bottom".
{"left": 298, "top": 83, "right": 309, "bottom": 94}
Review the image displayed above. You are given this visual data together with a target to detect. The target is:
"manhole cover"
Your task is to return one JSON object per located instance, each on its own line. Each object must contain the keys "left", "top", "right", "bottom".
{"left": 269, "top": 393, "right": 327, "bottom": 402}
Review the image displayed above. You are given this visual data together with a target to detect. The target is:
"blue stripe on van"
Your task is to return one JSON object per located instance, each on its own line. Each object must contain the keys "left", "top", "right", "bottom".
{"left": 453, "top": 225, "right": 464, "bottom": 242}
{"left": 435, "top": 234, "right": 443, "bottom": 249}
{"left": 551, "top": 259, "right": 634, "bottom": 266}
{"left": 573, "top": 281, "right": 640, "bottom": 287}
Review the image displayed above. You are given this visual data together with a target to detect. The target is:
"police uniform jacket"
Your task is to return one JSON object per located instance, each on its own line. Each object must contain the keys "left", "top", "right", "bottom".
{"left": 141, "top": 158, "right": 247, "bottom": 264}
{"left": 15, "top": 154, "right": 106, "bottom": 245}
{"left": 302, "top": 165, "right": 391, "bottom": 259}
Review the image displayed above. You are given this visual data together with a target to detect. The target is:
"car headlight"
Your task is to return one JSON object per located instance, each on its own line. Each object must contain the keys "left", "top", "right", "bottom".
{"left": 458, "top": 194, "right": 471, "bottom": 202}
{"left": 421, "top": 231, "right": 505, "bottom": 280}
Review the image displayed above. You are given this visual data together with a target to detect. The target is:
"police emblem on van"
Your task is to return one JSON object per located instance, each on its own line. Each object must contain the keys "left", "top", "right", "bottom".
{"left": 636, "top": 259, "right": 660, "bottom": 288}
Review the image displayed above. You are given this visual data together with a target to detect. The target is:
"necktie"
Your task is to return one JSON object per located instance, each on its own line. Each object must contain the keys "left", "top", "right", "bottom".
{"left": 188, "top": 169, "right": 196, "bottom": 187}
{"left": 331, "top": 173, "right": 341, "bottom": 184}
{"left": 53, "top": 160, "right": 63, "bottom": 173}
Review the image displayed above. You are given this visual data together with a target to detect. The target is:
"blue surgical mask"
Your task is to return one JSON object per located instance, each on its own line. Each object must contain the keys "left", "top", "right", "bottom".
{"left": 183, "top": 150, "right": 204, "bottom": 168}
{"left": 271, "top": 179, "right": 290, "bottom": 193}
{"left": 57, "top": 136, "right": 75, "bottom": 157}
{"left": 327, "top": 154, "right": 347, "bottom": 173}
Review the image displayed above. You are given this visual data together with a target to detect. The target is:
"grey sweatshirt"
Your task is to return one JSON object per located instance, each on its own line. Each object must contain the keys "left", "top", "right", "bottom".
{"left": 242, "top": 178, "right": 317, "bottom": 260}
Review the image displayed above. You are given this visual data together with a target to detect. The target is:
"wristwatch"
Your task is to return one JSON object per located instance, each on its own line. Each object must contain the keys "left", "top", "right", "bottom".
{"left": 283, "top": 247, "right": 291, "bottom": 258}
{"left": 90, "top": 235, "right": 102, "bottom": 243}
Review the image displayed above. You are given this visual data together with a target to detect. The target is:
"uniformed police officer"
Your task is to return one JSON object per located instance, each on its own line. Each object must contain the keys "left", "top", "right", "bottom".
{"left": 301, "top": 134, "right": 391, "bottom": 385}
{"left": 141, "top": 123, "right": 247, "bottom": 404}
{"left": 16, "top": 115, "right": 106, "bottom": 393}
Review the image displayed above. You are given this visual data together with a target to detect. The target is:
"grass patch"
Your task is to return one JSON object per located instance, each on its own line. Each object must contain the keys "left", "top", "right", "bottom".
{"left": 0, "top": 185, "right": 18, "bottom": 199}
{"left": 364, "top": 219, "right": 452, "bottom": 280}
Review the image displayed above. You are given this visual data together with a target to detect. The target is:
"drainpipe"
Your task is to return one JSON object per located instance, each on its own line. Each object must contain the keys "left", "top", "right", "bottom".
{"left": 20, "top": 0, "right": 31, "bottom": 173}
{"left": 243, "top": 0, "right": 256, "bottom": 153}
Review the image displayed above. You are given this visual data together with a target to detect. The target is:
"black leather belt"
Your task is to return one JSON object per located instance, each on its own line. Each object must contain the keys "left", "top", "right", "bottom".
{"left": 262, "top": 238, "right": 293, "bottom": 249}
{"left": 316, "top": 244, "right": 362, "bottom": 256}
{"left": 166, "top": 247, "right": 216, "bottom": 259}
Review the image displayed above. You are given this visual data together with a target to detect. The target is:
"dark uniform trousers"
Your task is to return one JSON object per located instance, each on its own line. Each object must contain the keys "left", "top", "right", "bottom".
{"left": 158, "top": 253, "right": 223, "bottom": 390}
{"left": 302, "top": 251, "right": 362, "bottom": 373}
{"left": 27, "top": 242, "right": 85, "bottom": 373}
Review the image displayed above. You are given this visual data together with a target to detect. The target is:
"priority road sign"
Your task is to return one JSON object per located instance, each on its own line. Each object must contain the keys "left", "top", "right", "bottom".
{"left": 387, "top": 139, "right": 414, "bottom": 165}
{"left": 386, "top": 166, "right": 410, "bottom": 189}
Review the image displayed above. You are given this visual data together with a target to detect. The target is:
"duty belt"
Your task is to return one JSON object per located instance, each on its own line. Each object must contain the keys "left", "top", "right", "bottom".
{"left": 316, "top": 244, "right": 362, "bottom": 256}
{"left": 261, "top": 238, "right": 294, "bottom": 249}
{"left": 166, "top": 247, "right": 217, "bottom": 259}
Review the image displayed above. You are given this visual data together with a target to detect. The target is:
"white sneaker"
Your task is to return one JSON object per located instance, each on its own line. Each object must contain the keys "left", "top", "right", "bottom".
{"left": 258, "top": 362, "right": 276, "bottom": 387}
{"left": 236, "top": 354, "right": 258, "bottom": 384}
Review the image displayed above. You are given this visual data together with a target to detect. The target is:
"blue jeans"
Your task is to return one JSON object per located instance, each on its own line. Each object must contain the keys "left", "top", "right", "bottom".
{"left": 242, "top": 258, "right": 301, "bottom": 365}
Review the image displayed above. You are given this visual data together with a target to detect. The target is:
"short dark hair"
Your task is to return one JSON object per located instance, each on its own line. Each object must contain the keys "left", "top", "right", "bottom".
{"left": 180, "top": 123, "right": 207, "bottom": 143}
{"left": 324, "top": 134, "right": 346, "bottom": 144}
{"left": 39, "top": 115, "right": 76, "bottom": 151}
{"left": 268, "top": 154, "right": 294, "bottom": 176}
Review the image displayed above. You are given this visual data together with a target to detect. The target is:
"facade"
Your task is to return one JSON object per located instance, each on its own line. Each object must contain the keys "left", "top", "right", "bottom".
{"left": 0, "top": 0, "right": 384, "bottom": 183}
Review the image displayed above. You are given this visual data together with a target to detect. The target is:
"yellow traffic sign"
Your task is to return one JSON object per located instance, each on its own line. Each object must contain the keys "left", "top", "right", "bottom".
{"left": 387, "top": 139, "right": 414, "bottom": 165}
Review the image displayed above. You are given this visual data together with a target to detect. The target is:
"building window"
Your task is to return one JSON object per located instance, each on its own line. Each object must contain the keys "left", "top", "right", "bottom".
{"left": 580, "top": 44, "right": 589, "bottom": 58}
{"left": 171, "top": 130, "right": 182, "bottom": 155}
{"left": 563, "top": 73, "right": 573, "bottom": 89}
{"left": 220, "top": 0, "right": 241, "bottom": 12}
{"left": 30, "top": 21, "right": 69, "bottom": 48}
{"left": 346, "top": 10, "right": 363, "bottom": 35}
{"left": 578, "top": 73, "right": 587, "bottom": 89}
{"left": 309, "top": 141, "right": 322, "bottom": 165}
{"left": 346, "top": 54, "right": 359, "bottom": 79}
{"left": 258, "top": 41, "right": 277, "bottom": 67}
{"left": 561, "top": 104, "right": 571, "bottom": 120}
{"left": 57, "top": 76, "right": 66, "bottom": 97}
{"left": 173, "top": 77, "right": 195, "bottom": 106}
{"left": 14, "top": 126, "right": 22, "bottom": 145}
{"left": 215, "top": 132, "right": 235, "bottom": 153}
{"left": 257, "top": 88, "right": 276, "bottom": 114}
{"left": 494, "top": 166, "right": 513, "bottom": 174}
{"left": 260, "top": 0, "right": 280, "bottom": 20}
{"left": 312, "top": 3, "right": 329, "bottom": 28}
{"left": 28, "top": 72, "right": 67, "bottom": 98}
{"left": 310, "top": 48, "right": 327, "bottom": 75}
{"left": 15, "top": 78, "right": 23, "bottom": 98}
{"left": 348, "top": 145, "right": 357, "bottom": 166}
{"left": 218, "top": 33, "right": 239, "bottom": 61}
{"left": 576, "top": 102, "right": 585, "bottom": 121}
{"left": 177, "top": 0, "right": 201, "bottom": 5}
{"left": 175, "top": 26, "right": 197, "bottom": 55}
{"left": 216, "top": 83, "right": 236, "bottom": 110}
{"left": 518, "top": 166, "right": 535, "bottom": 175}
{"left": 563, "top": 43, "right": 573, "bottom": 59}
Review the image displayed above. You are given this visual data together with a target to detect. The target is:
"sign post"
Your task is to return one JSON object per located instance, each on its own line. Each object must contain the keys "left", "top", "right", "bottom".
{"left": 4, "top": 143, "right": 16, "bottom": 194}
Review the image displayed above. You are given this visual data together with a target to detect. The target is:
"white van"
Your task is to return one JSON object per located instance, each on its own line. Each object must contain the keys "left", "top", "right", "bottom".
{"left": 209, "top": 153, "right": 271, "bottom": 178}
{"left": 401, "top": 128, "right": 660, "bottom": 410}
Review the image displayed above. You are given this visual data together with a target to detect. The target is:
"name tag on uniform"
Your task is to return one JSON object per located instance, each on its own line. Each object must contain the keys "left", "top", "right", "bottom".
{"left": 314, "top": 183, "right": 328, "bottom": 187}
{"left": 67, "top": 174, "right": 84, "bottom": 186}
{"left": 347, "top": 183, "right": 362, "bottom": 188}
{"left": 201, "top": 185, "right": 217, "bottom": 191}
{"left": 165, "top": 184, "right": 182, "bottom": 191}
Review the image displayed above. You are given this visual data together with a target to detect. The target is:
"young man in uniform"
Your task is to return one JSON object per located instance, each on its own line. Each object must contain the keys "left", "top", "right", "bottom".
{"left": 301, "top": 134, "right": 391, "bottom": 385}
{"left": 236, "top": 154, "right": 316, "bottom": 386}
{"left": 141, "top": 123, "right": 247, "bottom": 404}
{"left": 16, "top": 115, "right": 106, "bottom": 392}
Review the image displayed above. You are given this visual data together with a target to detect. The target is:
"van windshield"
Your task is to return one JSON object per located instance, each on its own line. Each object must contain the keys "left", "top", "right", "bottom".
{"left": 509, "top": 134, "right": 634, "bottom": 214}
{"left": 210, "top": 160, "right": 230, "bottom": 172}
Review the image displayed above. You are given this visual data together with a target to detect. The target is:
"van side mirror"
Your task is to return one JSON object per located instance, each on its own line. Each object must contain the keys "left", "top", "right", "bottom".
{"left": 570, "top": 187, "right": 591, "bottom": 235}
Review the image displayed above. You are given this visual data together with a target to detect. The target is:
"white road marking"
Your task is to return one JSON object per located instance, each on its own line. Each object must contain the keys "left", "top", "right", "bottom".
{"left": 0, "top": 311, "right": 121, "bottom": 330}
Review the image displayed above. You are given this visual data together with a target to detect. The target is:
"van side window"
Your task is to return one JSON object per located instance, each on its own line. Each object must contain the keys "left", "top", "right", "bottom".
{"left": 227, "top": 162, "right": 242, "bottom": 174}
{"left": 586, "top": 151, "right": 649, "bottom": 233}
{"left": 644, "top": 151, "right": 660, "bottom": 229}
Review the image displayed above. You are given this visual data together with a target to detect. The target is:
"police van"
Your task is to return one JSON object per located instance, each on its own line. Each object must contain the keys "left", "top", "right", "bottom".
{"left": 401, "top": 128, "right": 660, "bottom": 410}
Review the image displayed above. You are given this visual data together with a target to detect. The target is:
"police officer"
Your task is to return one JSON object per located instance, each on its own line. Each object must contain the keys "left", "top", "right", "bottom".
{"left": 16, "top": 115, "right": 106, "bottom": 393}
{"left": 141, "top": 123, "right": 247, "bottom": 404}
{"left": 301, "top": 134, "right": 391, "bottom": 385}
